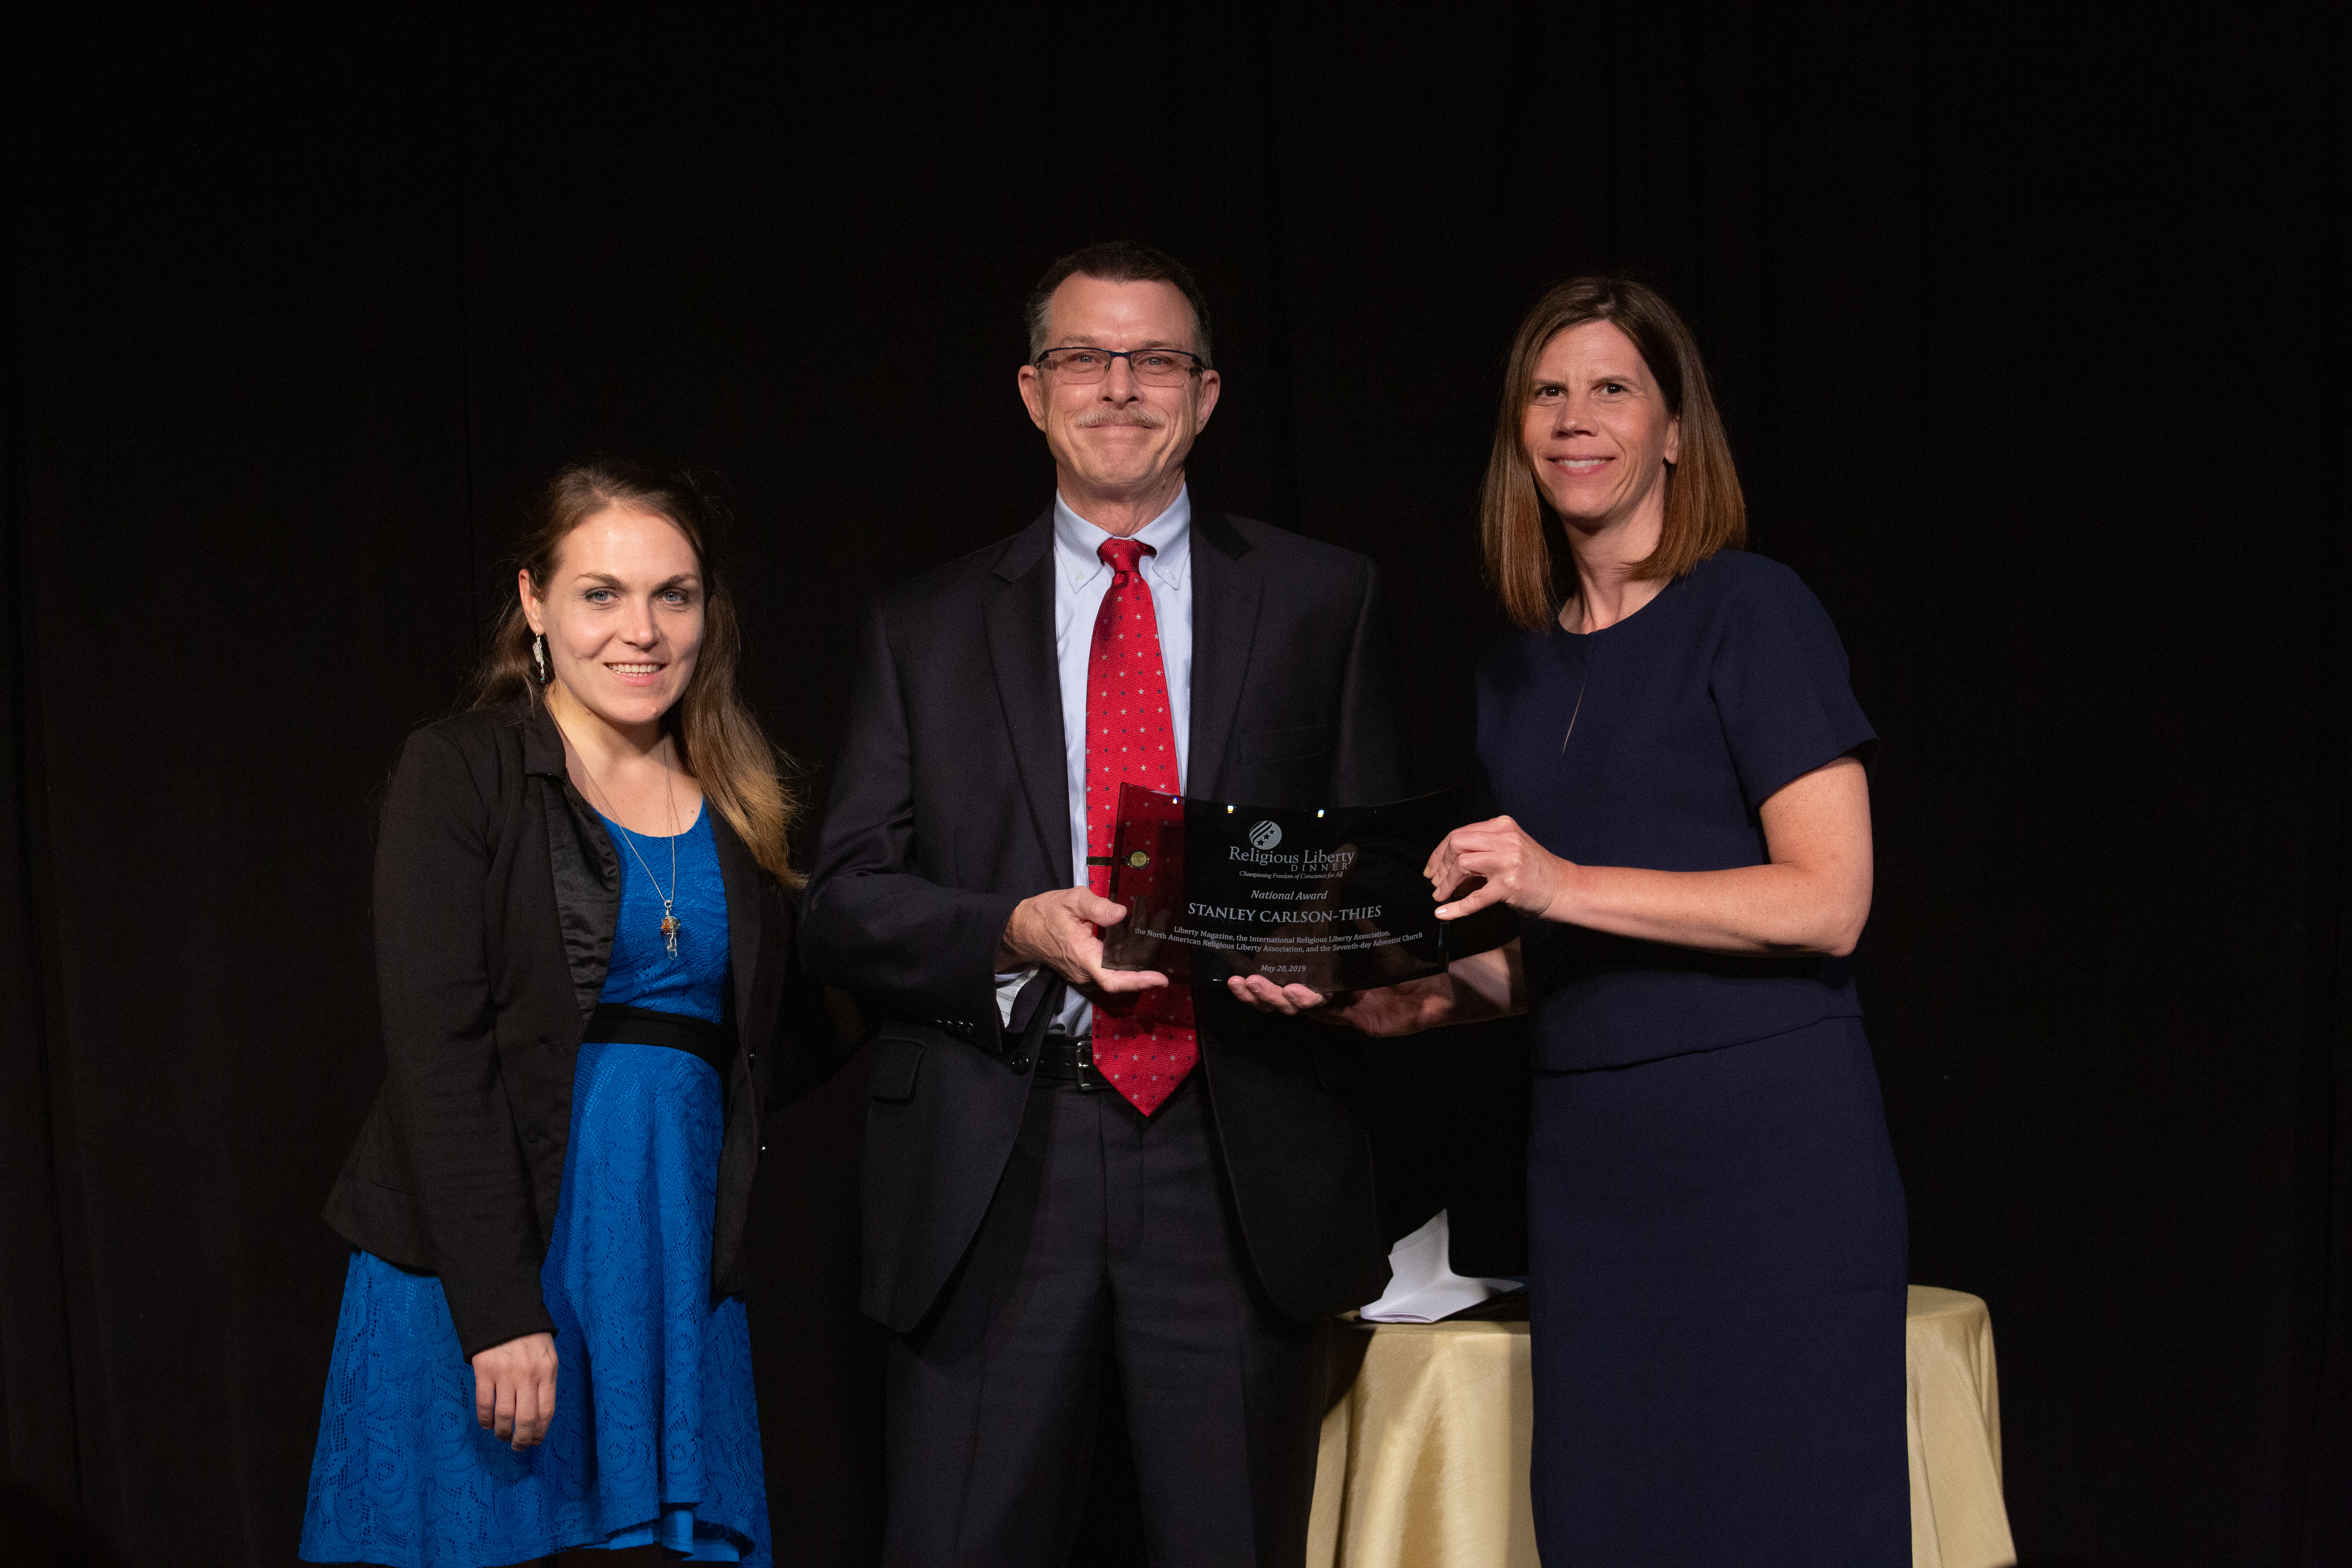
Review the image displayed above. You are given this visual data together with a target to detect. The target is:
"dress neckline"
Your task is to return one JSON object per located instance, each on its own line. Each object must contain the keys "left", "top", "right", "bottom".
{"left": 1557, "top": 573, "right": 1683, "bottom": 640}
{"left": 597, "top": 801, "right": 707, "bottom": 841}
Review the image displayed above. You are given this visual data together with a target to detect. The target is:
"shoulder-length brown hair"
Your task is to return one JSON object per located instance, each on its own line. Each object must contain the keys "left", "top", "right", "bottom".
{"left": 1480, "top": 276, "right": 1746, "bottom": 630}
{"left": 474, "top": 461, "right": 805, "bottom": 887}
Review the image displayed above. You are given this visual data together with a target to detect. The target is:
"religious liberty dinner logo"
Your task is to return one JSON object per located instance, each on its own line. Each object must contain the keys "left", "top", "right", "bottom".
{"left": 1249, "top": 820, "right": 1283, "bottom": 851}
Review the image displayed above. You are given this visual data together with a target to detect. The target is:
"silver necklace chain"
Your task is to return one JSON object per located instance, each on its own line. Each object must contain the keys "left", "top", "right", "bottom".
{"left": 560, "top": 717, "right": 684, "bottom": 959}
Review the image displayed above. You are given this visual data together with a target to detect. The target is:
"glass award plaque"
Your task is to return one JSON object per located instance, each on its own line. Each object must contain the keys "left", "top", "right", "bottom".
{"left": 1098, "top": 782, "right": 1515, "bottom": 991}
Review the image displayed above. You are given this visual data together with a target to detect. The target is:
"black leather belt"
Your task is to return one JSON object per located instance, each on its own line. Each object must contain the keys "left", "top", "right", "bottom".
{"left": 1033, "top": 1033, "right": 1103, "bottom": 1092}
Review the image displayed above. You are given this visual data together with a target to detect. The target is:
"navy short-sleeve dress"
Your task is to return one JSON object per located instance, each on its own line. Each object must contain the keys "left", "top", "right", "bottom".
{"left": 1477, "top": 550, "right": 1909, "bottom": 1566}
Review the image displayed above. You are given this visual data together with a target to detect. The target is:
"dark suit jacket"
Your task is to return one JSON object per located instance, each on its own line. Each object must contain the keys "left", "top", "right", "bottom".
{"left": 802, "top": 504, "right": 1410, "bottom": 1334}
{"left": 323, "top": 698, "right": 842, "bottom": 1358}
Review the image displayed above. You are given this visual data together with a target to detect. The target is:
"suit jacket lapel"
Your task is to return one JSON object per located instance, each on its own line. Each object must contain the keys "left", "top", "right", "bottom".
{"left": 984, "top": 512, "right": 1074, "bottom": 886}
{"left": 521, "top": 700, "right": 621, "bottom": 1021}
{"left": 709, "top": 805, "right": 763, "bottom": 1031}
{"left": 1187, "top": 505, "right": 1260, "bottom": 802}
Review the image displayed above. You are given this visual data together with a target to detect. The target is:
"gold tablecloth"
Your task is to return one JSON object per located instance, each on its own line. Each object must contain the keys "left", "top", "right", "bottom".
{"left": 1904, "top": 1286, "right": 2016, "bottom": 1568}
{"left": 1306, "top": 1285, "right": 2016, "bottom": 1568}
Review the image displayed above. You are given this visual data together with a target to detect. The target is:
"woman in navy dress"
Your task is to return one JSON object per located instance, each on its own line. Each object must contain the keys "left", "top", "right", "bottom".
{"left": 300, "top": 463, "right": 837, "bottom": 1567}
{"left": 1233, "top": 278, "right": 1907, "bottom": 1564}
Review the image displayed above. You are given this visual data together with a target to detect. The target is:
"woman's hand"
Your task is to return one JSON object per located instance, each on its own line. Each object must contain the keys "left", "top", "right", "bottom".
{"left": 1425, "top": 815, "right": 1572, "bottom": 922}
{"left": 472, "top": 1331, "right": 558, "bottom": 1449}
{"left": 1324, "top": 976, "right": 1463, "bottom": 1036}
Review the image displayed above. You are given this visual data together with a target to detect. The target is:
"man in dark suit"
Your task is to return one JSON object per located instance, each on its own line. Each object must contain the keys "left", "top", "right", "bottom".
{"left": 802, "top": 240, "right": 1408, "bottom": 1566}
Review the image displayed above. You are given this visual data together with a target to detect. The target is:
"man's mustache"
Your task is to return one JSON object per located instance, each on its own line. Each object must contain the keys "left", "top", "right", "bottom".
{"left": 1073, "top": 408, "right": 1167, "bottom": 430}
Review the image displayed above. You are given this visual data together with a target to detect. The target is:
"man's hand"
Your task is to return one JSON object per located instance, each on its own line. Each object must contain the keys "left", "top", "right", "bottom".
{"left": 472, "top": 1330, "right": 558, "bottom": 1450}
{"left": 1225, "top": 971, "right": 1459, "bottom": 1036}
{"left": 997, "top": 887, "right": 1169, "bottom": 999}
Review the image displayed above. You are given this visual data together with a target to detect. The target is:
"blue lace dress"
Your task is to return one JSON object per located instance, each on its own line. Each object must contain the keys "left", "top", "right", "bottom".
{"left": 301, "top": 805, "right": 771, "bottom": 1567}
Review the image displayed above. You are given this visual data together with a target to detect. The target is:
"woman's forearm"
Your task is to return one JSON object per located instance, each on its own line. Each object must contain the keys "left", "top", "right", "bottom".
{"left": 1430, "top": 758, "right": 1875, "bottom": 960}
{"left": 1542, "top": 860, "right": 1868, "bottom": 956}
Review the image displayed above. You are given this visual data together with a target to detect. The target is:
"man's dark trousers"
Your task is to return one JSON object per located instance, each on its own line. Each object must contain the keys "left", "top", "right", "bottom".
{"left": 881, "top": 1071, "right": 1324, "bottom": 1566}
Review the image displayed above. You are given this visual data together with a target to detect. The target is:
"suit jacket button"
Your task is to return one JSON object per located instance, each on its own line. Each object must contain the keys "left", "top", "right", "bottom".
{"left": 1010, "top": 1056, "right": 1030, "bottom": 1072}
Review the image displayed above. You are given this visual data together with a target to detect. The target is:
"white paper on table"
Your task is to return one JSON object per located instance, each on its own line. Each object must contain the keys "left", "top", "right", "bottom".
{"left": 1358, "top": 1209, "right": 1525, "bottom": 1323}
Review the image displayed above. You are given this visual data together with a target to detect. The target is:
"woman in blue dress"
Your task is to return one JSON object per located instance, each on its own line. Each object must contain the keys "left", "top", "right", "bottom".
{"left": 1233, "top": 278, "right": 1908, "bottom": 1564}
{"left": 301, "top": 463, "right": 840, "bottom": 1567}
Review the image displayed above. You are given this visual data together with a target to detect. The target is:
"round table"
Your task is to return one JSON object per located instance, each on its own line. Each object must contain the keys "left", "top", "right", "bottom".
{"left": 1306, "top": 1284, "right": 2016, "bottom": 1568}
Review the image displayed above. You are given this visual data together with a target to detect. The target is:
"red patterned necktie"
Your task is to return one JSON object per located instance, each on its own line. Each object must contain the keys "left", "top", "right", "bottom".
{"left": 1084, "top": 537, "right": 1197, "bottom": 1115}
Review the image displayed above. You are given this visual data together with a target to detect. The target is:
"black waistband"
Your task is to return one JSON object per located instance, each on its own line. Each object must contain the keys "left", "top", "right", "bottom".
{"left": 582, "top": 1002, "right": 738, "bottom": 1085}
{"left": 1033, "top": 1033, "right": 1101, "bottom": 1090}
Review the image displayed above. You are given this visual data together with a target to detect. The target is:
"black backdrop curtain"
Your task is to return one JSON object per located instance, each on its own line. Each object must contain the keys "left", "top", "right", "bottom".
{"left": 2, "top": 6, "right": 2346, "bottom": 1566}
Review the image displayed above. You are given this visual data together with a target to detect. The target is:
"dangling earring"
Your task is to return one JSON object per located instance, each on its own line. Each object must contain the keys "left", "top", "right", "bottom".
{"left": 533, "top": 633, "right": 548, "bottom": 682}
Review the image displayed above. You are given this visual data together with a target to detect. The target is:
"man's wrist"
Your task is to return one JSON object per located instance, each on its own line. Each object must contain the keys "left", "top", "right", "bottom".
{"left": 996, "top": 891, "right": 1047, "bottom": 974}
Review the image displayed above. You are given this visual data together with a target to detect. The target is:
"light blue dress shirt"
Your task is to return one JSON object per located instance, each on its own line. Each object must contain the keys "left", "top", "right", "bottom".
{"left": 996, "top": 486, "right": 1196, "bottom": 1032}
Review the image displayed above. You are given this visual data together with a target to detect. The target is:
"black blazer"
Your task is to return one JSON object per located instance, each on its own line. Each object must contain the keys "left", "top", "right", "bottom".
{"left": 323, "top": 698, "right": 841, "bottom": 1359}
{"left": 802, "top": 505, "right": 1411, "bottom": 1333}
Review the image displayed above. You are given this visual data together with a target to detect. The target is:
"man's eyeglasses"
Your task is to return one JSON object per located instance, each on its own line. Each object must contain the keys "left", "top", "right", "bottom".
{"left": 1032, "top": 346, "right": 1207, "bottom": 385}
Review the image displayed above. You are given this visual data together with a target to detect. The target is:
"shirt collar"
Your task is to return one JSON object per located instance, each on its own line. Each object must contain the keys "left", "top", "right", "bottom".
{"left": 1053, "top": 485, "right": 1192, "bottom": 592}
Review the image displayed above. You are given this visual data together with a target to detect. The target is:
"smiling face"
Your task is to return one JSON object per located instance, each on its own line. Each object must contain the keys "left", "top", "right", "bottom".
{"left": 519, "top": 506, "right": 704, "bottom": 737}
{"left": 1521, "top": 319, "right": 1682, "bottom": 537}
{"left": 1016, "top": 274, "right": 1221, "bottom": 522}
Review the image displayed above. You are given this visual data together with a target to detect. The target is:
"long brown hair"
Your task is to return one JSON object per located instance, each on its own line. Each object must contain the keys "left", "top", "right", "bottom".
{"left": 474, "top": 462, "right": 805, "bottom": 886}
{"left": 1479, "top": 276, "right": 1747, "bottom": 630}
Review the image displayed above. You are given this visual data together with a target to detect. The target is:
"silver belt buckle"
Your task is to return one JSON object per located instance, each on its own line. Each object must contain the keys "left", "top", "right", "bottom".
{"left": 1071, "top": 1035, "right": 1101, "bottom": 1094}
